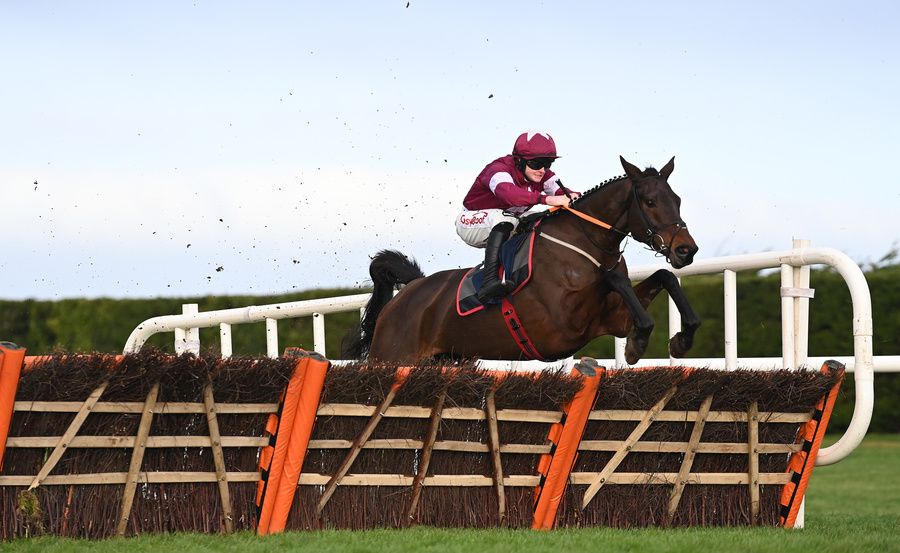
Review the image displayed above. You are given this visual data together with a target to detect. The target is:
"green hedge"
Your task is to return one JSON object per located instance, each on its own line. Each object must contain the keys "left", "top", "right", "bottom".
{"left": 1, "top": 265, "right": 897, "bottom": 432}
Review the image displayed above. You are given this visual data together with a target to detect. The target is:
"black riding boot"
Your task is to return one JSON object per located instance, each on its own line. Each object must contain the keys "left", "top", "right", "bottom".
{"left": 477, "top": 222, "right": 514, "bottom": 303}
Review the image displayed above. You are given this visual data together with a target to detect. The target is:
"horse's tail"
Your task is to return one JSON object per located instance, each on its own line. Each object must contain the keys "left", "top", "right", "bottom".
{"left": 342, "top": 250, "right": 425, "bottom": 359}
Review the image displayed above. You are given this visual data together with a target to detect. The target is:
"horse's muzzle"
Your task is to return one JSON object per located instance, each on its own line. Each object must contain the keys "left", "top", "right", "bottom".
{"left": 670, "top": 243, "right": 698, "bottom": 269}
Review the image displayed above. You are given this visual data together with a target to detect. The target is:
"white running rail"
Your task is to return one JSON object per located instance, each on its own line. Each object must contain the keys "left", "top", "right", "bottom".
{"left": 124, "top": 240, "right": 880, "bottom": 469}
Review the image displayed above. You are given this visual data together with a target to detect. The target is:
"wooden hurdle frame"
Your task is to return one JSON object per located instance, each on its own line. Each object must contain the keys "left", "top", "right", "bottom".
{"left": 3, "top": 387, "right": 276, "bottom": 535}
{"left": 0, "top": 351, "right": 842, "bottom": 536}
{"left": 294, "top": 385, "right": 812, "bottom": 527}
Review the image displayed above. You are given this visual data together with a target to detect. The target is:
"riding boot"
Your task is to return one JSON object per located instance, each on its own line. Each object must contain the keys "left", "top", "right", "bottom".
{"left": 477, "top": 222, "right": 514, "bottom": 303}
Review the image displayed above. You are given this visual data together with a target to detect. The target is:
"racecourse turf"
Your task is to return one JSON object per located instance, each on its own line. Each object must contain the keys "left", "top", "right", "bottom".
{"left": 3, "top": 434, "right": 898, "bottom": 553}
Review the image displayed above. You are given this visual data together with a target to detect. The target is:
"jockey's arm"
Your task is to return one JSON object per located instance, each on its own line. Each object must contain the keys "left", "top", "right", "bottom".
{"left": 493, "top": 176, "right": 579, "bottom": 209}
{"left": 544, "top": 194, "right": 573, "bottom": 207}
{"left": 493, "top": 180, "right": 544, "bottom": 207}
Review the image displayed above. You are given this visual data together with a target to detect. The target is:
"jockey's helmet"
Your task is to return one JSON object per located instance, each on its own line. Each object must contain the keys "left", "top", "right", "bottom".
{"left": 512, "top": 131, "right": 558, "bottom": 159}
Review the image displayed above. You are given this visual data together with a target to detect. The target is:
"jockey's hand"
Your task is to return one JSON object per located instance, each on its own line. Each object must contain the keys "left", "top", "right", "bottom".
{"left": 545, "top": 194, "right": 573, "bottom": 207}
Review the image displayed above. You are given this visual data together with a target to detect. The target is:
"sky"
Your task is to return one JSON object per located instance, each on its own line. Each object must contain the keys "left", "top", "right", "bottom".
{"left": 1, "top": 1, "right": 898, "bottom": 300}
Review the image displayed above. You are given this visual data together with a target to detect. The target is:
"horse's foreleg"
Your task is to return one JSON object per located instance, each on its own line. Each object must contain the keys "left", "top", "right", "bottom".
{"left": 636, "top": 269, "right": 701, "bottom": 358}
{"left": 605, "top": 270, "right": 654, "bottom": 365}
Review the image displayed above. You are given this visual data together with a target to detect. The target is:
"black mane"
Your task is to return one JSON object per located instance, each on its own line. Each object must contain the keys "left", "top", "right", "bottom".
{"left": 571, "top": 174, "right": 627, "bottom": 206}
{"left": 571, "top": 167, "right": 660, "bottom": 206}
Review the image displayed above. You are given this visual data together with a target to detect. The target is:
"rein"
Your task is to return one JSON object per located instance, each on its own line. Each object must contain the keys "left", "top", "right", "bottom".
{"left": 550, "top": 205, "right": 615, "bottom": 231}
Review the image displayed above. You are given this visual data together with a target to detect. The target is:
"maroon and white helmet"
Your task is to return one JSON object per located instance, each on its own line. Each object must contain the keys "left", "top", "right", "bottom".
{"left": 512, "top": 131, "right": 558, "bottom": 159}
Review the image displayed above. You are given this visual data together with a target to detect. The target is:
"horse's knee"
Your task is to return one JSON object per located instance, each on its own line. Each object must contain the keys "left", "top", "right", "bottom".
{"left": 651, "top": 269, "right": 679, "bottom": 288}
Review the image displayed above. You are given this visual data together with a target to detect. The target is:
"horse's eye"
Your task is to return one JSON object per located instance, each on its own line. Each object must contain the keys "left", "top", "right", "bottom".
{"left": 645, "top": 199, "right": 656, "bottom": 207}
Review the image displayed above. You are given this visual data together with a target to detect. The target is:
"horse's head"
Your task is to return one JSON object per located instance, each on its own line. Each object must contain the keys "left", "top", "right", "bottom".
{"left": 620, "top": 156, "right": 698, "bottom": 269}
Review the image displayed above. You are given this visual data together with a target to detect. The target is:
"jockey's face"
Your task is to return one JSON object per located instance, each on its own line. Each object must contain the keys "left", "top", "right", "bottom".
{"left": 523, "top": 164, "right": 545, "bottom": 184}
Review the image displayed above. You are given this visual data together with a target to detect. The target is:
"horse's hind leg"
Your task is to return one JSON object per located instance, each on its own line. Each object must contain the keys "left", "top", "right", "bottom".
{"left": 634, "top": 269, "right": 701, "bottom": 359}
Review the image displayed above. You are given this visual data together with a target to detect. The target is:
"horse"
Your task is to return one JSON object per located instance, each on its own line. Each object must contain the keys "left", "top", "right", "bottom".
{"left": 343, "top": 156, "right": 701, "bottom": 365}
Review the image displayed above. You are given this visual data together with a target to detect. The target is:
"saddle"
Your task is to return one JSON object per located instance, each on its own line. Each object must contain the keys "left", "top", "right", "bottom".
{"left": 456, "top": 222, "right": 541, "bottom": 316}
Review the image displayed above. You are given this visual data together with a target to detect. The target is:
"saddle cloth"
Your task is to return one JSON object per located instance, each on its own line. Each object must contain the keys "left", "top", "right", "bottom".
{"left": 456, "top": 228, "right": 539, "bottom": 316}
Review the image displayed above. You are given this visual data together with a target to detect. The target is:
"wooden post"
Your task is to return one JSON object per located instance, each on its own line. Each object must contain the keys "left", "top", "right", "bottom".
{"left": 316, "top": 384, "right": 401, "bottom": 516}
{"left": 60, "top": 484, "right": 74, "bottom": 536}
{"left": 666, "top": 395, "right": 714, "bottom": 524}
{"left": 485, "top": 390, "right": 506, "bottom": 526}
{"left": 582, "top": 386, "right": 678, "bottom": 509}
{"left": 203, "top": 383, "right": 234, "bottom": 533}
{"left": 116, "top": 382, "right": 160, "bottom": 537}
{"left": 748, "top": 401, "right": 760, "bottom": 525}
{"left": 406, "top": 389, "right": 446, "bottom": 525}
{"left": 28, "top": 381, "right": 108, "bottom": 490}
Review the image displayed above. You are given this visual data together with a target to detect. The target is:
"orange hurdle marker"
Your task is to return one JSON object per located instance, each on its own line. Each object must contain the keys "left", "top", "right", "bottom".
{"left": 0, "top": 342, "right": 27, "bottom": 472}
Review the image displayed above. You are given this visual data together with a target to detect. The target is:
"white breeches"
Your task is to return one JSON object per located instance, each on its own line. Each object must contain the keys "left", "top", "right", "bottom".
{"left": 454, "top": 209, "right": 520, "bottom": 248}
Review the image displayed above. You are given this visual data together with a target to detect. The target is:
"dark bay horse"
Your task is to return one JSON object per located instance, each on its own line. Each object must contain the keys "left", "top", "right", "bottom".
{"left": 344, "top": 156, "right": 700, "bottom": 364}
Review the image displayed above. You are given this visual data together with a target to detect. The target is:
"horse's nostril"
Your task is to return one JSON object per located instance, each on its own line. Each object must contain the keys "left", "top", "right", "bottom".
{"left": 676, "top": 245, "right": 692, "bottom": 256}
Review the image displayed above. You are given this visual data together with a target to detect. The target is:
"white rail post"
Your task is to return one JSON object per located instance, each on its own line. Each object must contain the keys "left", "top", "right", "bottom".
{"left": 668, "top": 277, "right": 681, "bottom": 365}
{"left": 614, "top": 337, "right": 626, "bottom": 368}
{"left": 219, "top": 323, "right": 232, "bottom": 359}
{"left": 780, "top": 265, "right": 796, "bottom": 370}
{"left": 724, "top": 269, "right": 738, "bottom": 370}
{"left": 313, "top": 312, "right": 326, "bottom": 356}
{"left": 174, "top": 327, "right": 186, "bottom": 355}
{"left": 175, "top": 304, "right": 200, "bottom": 355}
{"left": 265, "top": 318, "right": 278, "bottom": 359}
{"left": 792, "top": 239, "right": 812, "bottom": 529}
{"left": 793, "top": 239, "right": 811, "bottom": 369}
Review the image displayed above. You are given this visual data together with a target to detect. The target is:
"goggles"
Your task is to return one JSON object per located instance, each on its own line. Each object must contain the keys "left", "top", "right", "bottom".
{"left": 524, "top": 158, "right": 554, "bottom": 170}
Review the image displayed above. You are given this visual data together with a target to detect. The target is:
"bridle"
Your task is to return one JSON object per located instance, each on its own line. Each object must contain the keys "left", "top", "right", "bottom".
{"left": 550, "top": 177, "right": 688, "bottom": 264}
{"left": 628, "top": 182, "right": 688, "bottom": 261}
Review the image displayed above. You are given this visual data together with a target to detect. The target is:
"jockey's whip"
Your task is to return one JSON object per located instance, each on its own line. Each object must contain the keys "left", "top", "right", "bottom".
{"left": 555, "top": 179, "right": 577, "bottom": 203}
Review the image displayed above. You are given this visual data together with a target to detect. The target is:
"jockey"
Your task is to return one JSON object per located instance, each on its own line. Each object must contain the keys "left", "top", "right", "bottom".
{"left": 456, "top": 131, "right": 580, "bottom": 302}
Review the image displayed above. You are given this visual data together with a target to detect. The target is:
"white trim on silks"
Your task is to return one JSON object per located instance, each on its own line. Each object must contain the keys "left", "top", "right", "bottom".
{"left": 488, "top": 172, "right": 514, "bottom": 194}
{"left": 543, "top": 175, "right": 561, "bottom": 194}
{"left": 526, "top": 131, "right": 551, "bottom": 141}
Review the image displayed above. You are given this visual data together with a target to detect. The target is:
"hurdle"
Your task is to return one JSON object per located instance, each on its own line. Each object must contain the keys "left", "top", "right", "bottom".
{"left": 0, "top": 240, "right": 881, "bottom": 536}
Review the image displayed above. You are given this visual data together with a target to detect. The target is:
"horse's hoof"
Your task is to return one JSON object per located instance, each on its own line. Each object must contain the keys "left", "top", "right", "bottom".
{"left": 625, "top": 336, "right": 647, "bottom": 366}
{"left": 668, "top": 332, "right": 693, "bottom": 358}
{"left": 625, "top": 344, "right": 644, "bottom": 365}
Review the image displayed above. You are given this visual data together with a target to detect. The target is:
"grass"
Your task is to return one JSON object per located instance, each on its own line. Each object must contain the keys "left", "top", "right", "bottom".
{"left": 3, "top": 435, "right": 898, "bottom": 553}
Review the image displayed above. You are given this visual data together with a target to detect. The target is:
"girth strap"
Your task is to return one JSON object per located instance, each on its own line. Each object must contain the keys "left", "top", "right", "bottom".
{"left": 540, "top": 232, "right": 601, "bottom": 267}
{"left": 500, "top": 298, "right": 545, "bottom": 361}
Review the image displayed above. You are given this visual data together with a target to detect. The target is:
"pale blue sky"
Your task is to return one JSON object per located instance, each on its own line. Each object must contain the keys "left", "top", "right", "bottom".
{"left": 2, "top": 1, "right": 898, "bottom": 299}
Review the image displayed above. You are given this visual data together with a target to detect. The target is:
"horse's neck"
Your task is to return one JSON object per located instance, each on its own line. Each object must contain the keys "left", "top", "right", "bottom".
{"left": 539, "top": 178, "right": 632, "bottom": 270}
{"left": 571, "top": 178, "right": 632, "bottom": 245}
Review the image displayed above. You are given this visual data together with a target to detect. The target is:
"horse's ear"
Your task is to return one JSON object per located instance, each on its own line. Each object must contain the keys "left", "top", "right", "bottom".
{"left": 660, "top": 156, "right": 675, "bottom": 180}
{"left": 620, "top": 156, "right": 642, "bottom": 179}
